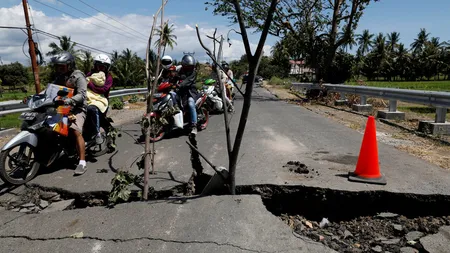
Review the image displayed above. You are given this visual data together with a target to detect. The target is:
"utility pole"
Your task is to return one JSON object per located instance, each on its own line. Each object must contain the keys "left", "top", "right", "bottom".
{"left": 22, "top": 0, "right": 41, "bottom": 94}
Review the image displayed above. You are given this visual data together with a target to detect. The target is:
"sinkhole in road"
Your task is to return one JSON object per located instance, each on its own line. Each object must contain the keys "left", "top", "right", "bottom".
{"left": 3, "top": 179, "right": 450, "bottom": 252}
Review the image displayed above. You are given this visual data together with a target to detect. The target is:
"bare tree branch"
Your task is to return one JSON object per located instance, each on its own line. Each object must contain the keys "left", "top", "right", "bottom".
{"left": 228, "top": 0, "right": 279, "bottom": 194}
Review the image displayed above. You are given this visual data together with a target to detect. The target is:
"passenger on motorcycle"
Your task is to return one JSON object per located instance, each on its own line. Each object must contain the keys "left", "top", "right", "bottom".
{"left": 212, "top": 64, "right": 234, "bottom": 112}
{"left": 51, "top": 51, "right": 88, "bottom": 176}
{"left": 159, "top": 55, "right": 179, "bottom": 107}
{"left": 221, "top": 62, "right": 235, "bottom": 100}
{"left": 173, "top": 54, "right": 198, "bottom": 135}
{"left": 85, "top": 54, "right": 113, "bottom": 145}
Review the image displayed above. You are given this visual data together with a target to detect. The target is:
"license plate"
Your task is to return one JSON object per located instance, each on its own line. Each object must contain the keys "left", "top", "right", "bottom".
{"left": 19, "top": 112, "right": 37, "bottom": 120}
{"left": 153, "top": 93, "right": 162, "bottom": 98}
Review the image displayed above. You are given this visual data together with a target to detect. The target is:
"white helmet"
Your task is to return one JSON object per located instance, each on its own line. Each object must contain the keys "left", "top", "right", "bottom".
{"left": 161, "top": 55, "right": 173, "bottom": 69}
{"left": 94, "top": 53, "right": 111, "bottom": 71}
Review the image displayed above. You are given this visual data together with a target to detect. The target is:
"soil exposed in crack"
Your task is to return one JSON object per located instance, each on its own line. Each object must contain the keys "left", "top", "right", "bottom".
{"left": 238, "top": 184, "right": 450, "bottom": 253}
{"left": 2, "top": 176, "right": 450, "bottom": 252}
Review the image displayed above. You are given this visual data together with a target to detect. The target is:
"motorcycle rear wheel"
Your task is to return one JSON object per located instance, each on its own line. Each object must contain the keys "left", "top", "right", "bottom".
{"left": 0, "top": 143, "right": 40, "bottom": 185}
{"left": 88, "top": 132, "right": 109, "bottom": 157}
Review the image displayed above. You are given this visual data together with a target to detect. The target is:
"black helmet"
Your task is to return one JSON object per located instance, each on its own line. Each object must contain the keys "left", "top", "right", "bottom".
{"left": 181, "top": 55, "right": 196, "bottom": 67}
{"left": 51, "top": 51, "right": 76, "bottom": 70}
{"left": 221, "top": 62, "right": 229, "bottom": 70}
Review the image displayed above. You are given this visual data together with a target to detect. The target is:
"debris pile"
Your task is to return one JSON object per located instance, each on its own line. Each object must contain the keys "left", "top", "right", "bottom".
{"left": 282, "top": 213, "right": 450, "bottom": 252}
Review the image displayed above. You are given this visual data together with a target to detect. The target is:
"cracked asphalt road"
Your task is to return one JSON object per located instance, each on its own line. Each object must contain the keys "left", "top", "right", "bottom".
{"left": 1, "top": 87, "right": 450, "bottom": 252}
{"left": 27, "top": 87, "right": 450, "bottom": 195}
{"left": 0, "top": 195, "right": 336, "bottom": 253}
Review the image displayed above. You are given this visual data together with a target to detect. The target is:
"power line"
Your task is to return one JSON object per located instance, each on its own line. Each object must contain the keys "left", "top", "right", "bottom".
{"left": 34, "top": 28, "right": 113, "bottom": 55}
{"left": 0, "top": 26, "right": 28, "bottom": 35}
{"left": 78, "top": 0, "right": 149, "bottom": 38}
{"left": 55, "top": 0, "right": 148, "bottom": 41}
{"left": 31, "top": 0, "right": 147, "bottom": 43}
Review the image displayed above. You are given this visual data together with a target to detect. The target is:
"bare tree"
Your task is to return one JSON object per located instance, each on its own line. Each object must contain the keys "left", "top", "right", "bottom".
{"left": 143, "top": 0, "right": 168, "bottom": 200}
{"left": 197, "top": 0, "right": 279, "bottom": 194}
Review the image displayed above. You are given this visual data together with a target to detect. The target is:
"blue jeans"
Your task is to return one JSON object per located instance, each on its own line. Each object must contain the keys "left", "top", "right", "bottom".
{"left": 87, "top": 105, "right": 100, "bottom": 134}
{"left": 169, "top": 91, "right": 178, "bottom": 108}
{"left": 187, "top": 97, "right": 197, "bottom": 126}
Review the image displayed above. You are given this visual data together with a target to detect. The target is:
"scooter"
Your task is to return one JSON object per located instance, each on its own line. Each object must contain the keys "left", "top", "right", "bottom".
{"left": 0, "top": 84, "right": 118, "bottom": 185}
{"left": 144, "top": 81, "right": 209, "bottom": 142}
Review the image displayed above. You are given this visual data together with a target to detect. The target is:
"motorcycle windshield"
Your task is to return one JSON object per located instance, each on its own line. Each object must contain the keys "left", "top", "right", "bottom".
{"left": 28, "top": 84, "right": 73, "bottom": 109}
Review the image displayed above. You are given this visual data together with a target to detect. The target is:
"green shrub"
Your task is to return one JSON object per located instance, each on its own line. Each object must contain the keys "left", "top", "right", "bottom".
{"left": 110, "top": 97, "right": 124, "bottom": 110}
{"left": 129, "top": 95, "right": 139, "bottom": 104}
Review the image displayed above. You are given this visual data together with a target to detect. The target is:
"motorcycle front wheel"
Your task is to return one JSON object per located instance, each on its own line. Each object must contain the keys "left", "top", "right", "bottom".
{"left": 0, "top": 143, "right": 40, "bottom": 185}
{"left": 197, "top": 107, "right": 209, "bottom": 131}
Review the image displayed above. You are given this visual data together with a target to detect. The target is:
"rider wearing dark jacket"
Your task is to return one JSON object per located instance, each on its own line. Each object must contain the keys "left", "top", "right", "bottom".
{"left": 173, "top": 55, "right": 198, "bottom": 135}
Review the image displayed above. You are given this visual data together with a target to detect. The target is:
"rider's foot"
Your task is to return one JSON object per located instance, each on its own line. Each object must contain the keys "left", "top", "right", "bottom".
{"left": 190, "top": 125, "right": 197, "bottom": 135}
{"left": 74, "top": 164, "right": 87, "bottom": 176}
{"left": 95, "top": 133, "right": 104, "bottom": 145}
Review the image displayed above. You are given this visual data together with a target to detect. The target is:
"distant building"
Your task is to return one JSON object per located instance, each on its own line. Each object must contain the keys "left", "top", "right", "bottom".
{"left": 289, "top": 60, "right": 315, "bottom": 80}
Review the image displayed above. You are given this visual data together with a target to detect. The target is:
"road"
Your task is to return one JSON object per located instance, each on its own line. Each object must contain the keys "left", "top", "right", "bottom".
{"left": 28, "top": 87, "right": 450, "bottom": 195}
{"left": 1, "top": 86, "right": 450, "bottom": 252}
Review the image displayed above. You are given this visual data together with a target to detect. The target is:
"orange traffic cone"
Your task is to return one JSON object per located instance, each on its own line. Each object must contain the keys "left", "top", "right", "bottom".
{"left": 348, "top": 116, "right": 387, "bottom": 185}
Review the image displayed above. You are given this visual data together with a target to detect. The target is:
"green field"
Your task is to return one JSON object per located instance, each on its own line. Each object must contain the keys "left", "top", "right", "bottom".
{"left": 347, "top": 80, "right": 450, "bottom": 92}
{"left": 0, "top": 91, "right": 33, "bottom": 102}
{"left": 0, "top": 113, "right": 22, "bottom": 129}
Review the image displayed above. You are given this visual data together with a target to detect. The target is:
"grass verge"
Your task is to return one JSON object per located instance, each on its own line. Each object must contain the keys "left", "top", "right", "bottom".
{"left": 347, "top": 80, "right": 450, "bottom": 91}
{"left": 0, "top": 113, "right": 22, "bottom": 129}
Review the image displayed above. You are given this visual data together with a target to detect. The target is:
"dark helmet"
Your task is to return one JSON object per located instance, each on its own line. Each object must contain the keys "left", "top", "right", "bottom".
{"left": 181, "top": 54, "right": 196, "bottom": 72}
{"left": 221, "top": 61, "right": 229, "bottom": 70}
{"left": 51, "top": 51, "right": 76, "bottom": 71}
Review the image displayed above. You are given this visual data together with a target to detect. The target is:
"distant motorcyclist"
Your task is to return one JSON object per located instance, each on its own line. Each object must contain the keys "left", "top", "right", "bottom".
{"left": 173, "top": 54, "right": 198, "bottom": 135}
{"left": 85, "top": 53, "right": 113, "bottom": 144}
{"left": 51, "top": 51, "right": 88, "bottom": 176}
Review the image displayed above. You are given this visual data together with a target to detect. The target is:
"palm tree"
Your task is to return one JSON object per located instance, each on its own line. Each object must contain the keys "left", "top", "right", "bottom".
{"left": 46, "top": 35, "right": 78, "bottom": 56}
{"left": 80, "top": 50, "right": 93, "bottom": 74}
{"left": 395, "top": 43, "right": 411, "bottom": 80}
{"left": 410, "top": 28, "right": 430, "bottom": 55}
{"left": 341, "top": 31, "right": 357, "bottom": 53}
{"left": 154, "top": 23, "right": 178, "bottom": 56}
{"left": 357, "top": 29, "right": 374, "bottom": 56}
{"left": 113, "top": 48, "right": 146, "bottom": 87}
{"left": 373, "top": 33, "right": 388, "bottom": 79}
{"left": 387, "top": 32, "right": 400, "bottom": 53}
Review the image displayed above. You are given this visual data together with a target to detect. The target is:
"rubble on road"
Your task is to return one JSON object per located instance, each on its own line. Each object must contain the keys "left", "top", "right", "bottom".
{"left": 282, "top": 214, "right": 450, "bottom": 252}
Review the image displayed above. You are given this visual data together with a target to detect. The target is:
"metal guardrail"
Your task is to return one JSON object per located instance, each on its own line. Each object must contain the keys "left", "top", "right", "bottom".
{"left": 0, "top": 88, "right": 148, "bottom": 116}
{"left": 291, "top": 82, "right": 450, "bottom": 124}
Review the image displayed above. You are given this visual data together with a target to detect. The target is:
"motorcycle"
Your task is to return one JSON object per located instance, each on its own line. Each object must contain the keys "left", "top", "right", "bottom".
{"left": 0, "top": 84, "right": 118, "bottom": 185}
{"left": 145, "top": 81, "right": 209, "bottom": 142}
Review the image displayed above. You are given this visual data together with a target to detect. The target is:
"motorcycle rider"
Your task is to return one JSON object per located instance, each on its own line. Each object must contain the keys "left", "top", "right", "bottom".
{"left": 86, "top": 53, "right": 113, "bottom": 145}
{"left": 51, "top": 51, "right": 88, "bottom": 176}
{"left": 173, "top": 54, "right": 199, "bottom": 135}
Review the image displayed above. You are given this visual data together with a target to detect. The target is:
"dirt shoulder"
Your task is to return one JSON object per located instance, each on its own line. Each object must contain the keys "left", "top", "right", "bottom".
{"left": 263, "top": 84, "right": 450, "bottom": 169}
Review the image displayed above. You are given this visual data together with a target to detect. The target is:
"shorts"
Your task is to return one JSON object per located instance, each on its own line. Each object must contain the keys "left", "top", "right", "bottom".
{"left": 69, "top": 111, "right": 86, "bottom": 134}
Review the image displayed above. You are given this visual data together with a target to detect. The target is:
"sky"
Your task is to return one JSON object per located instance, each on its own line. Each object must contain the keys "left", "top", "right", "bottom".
{"left": 0, "top": 0, "right": 449, "bottom": 66}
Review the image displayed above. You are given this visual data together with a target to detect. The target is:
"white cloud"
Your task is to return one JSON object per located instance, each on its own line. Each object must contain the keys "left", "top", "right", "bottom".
{"left": 0, "top": 3, "right": 273, "bottom": 65}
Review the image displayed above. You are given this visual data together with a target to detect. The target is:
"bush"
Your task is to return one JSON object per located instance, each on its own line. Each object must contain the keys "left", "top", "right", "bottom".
{"left": 129, "top": 95, "right": 139, "bottom": 104}
{"left": 110, "top": 97, "right": 124, "bottom": 110}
